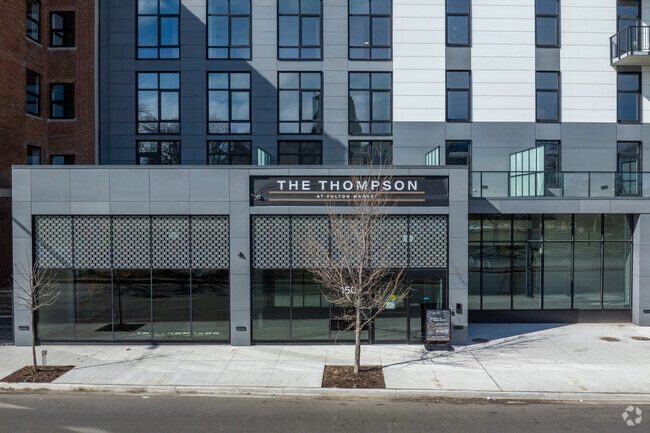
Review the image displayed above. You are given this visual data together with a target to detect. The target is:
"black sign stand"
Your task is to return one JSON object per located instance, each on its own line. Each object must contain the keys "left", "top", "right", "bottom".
{"left": 423, "top": 308, "right": 453, "bottom": 352}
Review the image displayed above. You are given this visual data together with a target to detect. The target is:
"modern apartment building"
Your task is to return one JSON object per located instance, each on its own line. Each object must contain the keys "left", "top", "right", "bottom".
{"left": 0, "top": 0, "right": 96, "bottom": 342}
{"left": 10, "top": 0, "right": 650, "bottom": 346}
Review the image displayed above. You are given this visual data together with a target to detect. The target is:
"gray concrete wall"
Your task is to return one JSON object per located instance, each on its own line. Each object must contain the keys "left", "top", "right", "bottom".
{"left": 12, "top": 165, "right": 467, "bottom": 346}
{"left": 633, "top": 214, "right": 650, "bottom": 326}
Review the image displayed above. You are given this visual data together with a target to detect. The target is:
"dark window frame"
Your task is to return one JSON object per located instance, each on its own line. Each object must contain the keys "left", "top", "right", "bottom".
{"left": 278, "top": 140, "right": 323, "bottom": 165}
{"left": 278, "top": 71, "right": 323, "bottom": 135}
{"left": 26, "top": 0, "right": 41, "bottom": 42}
{"left": 207, "top": 140, "right": 252, "bottom": 165}
{"left": 535, "top": 71, "right": 560, "bottom": 123}
{"left": 50, "top": 83, "right": 75, "bottom": 119}
{"left": 348, "top": 140, "right": 393, "bottom": 165}
{"left": 348, "top": 0, "right": 392, "bottom": 60}
{"left": 617, "top": 71, "right": 641, "bottom": 123}
{"left": 446, "top": 70, "right": 471, "bottom": 122}
{"left": 535, "top": 0, "right": 560, "bottom": 48}
{"left": 136, "top": 0, "right": 180, "bottom": 59}
{"left": 617, "top": 0, "right": 640, "bottom": 32}
{"left": 446, "top": 140, "right": 471, "bottom": 167}
{"left": 50, "top": 11, "right": 75, "bottom": 47}
{"left": 616, "top": 141, "right": 642, "bottom": 196}
{"left": 26, "top": 145, "right": 41, "bottom": 165}
{"left": 207, "top": 0, "right": 252, "bottom": 60}
{"left": 136, "top": 140, "right": 181, "bottom": 165}
{"left": 446, "top": 0, "right": 471, "bottom": 47}
{"left": 278, "top": 0, "right": 323, "bottom": 60}
{"left": 207, "top": 71, "right": 252, "bottom": 135}
{"left": 50, "top": 154, "right": 75, "bottom": 165}
{"left": 26, "top": 69, "right": 40, "bottom": 116}
{"left": 348, "top": 72, "right": 393, "bottom": 136}
{"left": 137, "top": 72, "right": 181, "bottom": 135}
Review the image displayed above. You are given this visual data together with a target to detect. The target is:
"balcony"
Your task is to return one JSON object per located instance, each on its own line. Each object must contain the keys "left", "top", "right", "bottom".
{"left": 470, "top": 172, "right": 648, "bottom": 198}
{"left": 610, "top": 26, "right": 650, "bottom": 65}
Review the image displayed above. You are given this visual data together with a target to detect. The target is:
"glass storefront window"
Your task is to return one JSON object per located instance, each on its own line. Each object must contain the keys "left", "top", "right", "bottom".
{"left": 544, "top": 214, "right": 572, "bottom": 240}
{"left": 512, "top": 242, "right": 541, "bottom": 310}
{"left": 37, "top": 269, "right": 75, "bottom": 341}
{"left": 192, "top": 269, "right": 230, "bottom": 340}
{"left": 113, "top": 270, "right": 152, "bottom": 341}
{"left": 542, "top": 242, "right": 572, "bottom": 309}
{"left": 603, "top": 242, "right": 632, "bottom": 309}
{"left": 252, "top": 270, "right": 291, "bottom": 341}
{"left": 482, "top": 215, "right": 511, "bottom": 242}
{"left": 481, "top": 243, "right": 511, "bottom": 310}
{"left": 468, "top": 242, "right": 481, "bottom": 309}
{"left": 407, "top": 271, "right": 446, "bottom": 341}
{"left": 75, "top": 270, "right": 113, "bottom": 341}
{"left": 604, "top": 214, "right": 632, "bottom": 240}
{"left": 513, "top": 215, "right": 542, "bottom": 242}
{"left": 291, "top": 271, "right": 330, "bottom": 340}
{"left": 152, "top": 270, "right": 191, "bottom": 340}
{"left": 575, "top": 214, "right": 601, "bottom": 241}
{"left": 573, "top": 242, "right": 602, "bottom": 309}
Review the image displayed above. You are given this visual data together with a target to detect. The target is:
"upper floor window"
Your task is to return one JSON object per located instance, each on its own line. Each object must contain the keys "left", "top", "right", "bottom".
{"left": 50, "top": 83, "right": 74, "bottom": 119}
{"left": 425, "top": 147, "right": 440, "bottom": 166}
{"left": 536, "top": 71, "right": 560, "bottom": 122}
{"left": 349, "top": 72, "right": 392, "bottom": 135}
{"left": 349, "top": 140, "right": 392, "bottom": 165}
{"left": 278, "top": 140, "right": 322, "bottom": 165}
{"left": 208, "top": 0, "right": 251, "bottom": 59}
{"left": 618, "top": 0, "right": 640, "bottom": 32}
{"left": 208, "top": 72, "right": 251, "bottom": 134}
{"left": 447, "top": 0, "right": 470, "bottom": 46}
{"left": 536, "top": 0, "right": 559, "bottom": 47}
{"left": 279, "top": 72, "right": 322, "bottom": 134}
{"left": 279, "top": 0, "right": 321, "bottom": 60}
{"left": 536, "top": 140, "right": 561, "bottom": 187}
{"left": 446, "top": 70, "right": 471, "bottom": 122}
{"left": 349, "top": 0, "right": 391, "bottom": 60}
{"left": 137, "top": 72, "right": 180, "bottom": 134}
{"left": 26, "top": 70, "right": 40, "bottom": 116}
{"left": 208, "top": 140, "right": 252, "bottom": 165}
{"left": 50, "top": 12, "right": 74, "bottom": 47}
{"left": 26, "top": 0, "right": 40, "bottom": 42}
{"left": 50, "top": 155, "right": 75, "bottom": 165}
{"left": 446, "top": 140, "right": 470, "bottom": 166}
{"left": 617, "top": 141, "right": 642, "bottom": 196}
{"left": 27, "top": 145, "right": 41, "bottom": 165}
{"left": 137, "top": 140, "right": 181, "bottom": 165}
{"left": 618, "top": 72, "right": 641, "bottom": 123}
{"left": 137, "top": 0, "right": 180, "bottom": 59}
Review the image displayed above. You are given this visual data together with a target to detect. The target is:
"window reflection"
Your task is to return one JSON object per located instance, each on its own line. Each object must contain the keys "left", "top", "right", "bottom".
{"left": 137, "top": 0, "right": 180, "bottom": 59}
{"left": 208, "top": 72, "right": 251, "bottom": 134}
{"left": 208, "top": 0, "right": 251, "bottom": 59}
{"left": 349, "top": 0, "right": 392, "bottom": 59}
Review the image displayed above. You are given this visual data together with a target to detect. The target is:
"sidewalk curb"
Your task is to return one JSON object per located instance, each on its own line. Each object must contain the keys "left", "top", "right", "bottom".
{"left": 2, "top": 382, "right": 649, "bottom": 403}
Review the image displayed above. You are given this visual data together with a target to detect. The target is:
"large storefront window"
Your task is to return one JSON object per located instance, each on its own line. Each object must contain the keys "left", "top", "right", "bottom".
{"left": 469, "top": 214, "right": 633, "bottom": 311}
{"left": 251, "top": 215, "right": 448, "bottom": 343}
{"left": 34, "top": 216, "right": 230, "bottom": 342}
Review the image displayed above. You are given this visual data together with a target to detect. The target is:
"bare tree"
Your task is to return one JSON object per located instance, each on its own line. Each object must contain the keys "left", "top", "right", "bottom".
{"left": 305, "top": 161, "right": 411, "bottom": 374}
{"left": 13, "top": 258, "right": 61, "bottom": 372}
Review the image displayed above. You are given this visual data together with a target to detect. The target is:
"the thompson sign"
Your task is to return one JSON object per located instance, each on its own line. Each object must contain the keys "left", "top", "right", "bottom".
{"left": 250, "top": 176, "right": 449, "bottom": 206}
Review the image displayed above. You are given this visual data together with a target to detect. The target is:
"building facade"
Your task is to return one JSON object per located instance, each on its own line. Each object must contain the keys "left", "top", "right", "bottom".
{"left": 10, "top": 0, "right": 650, "bottom": 346}
{"left": 1, "top": 0, "right": 96, "bottom": 342}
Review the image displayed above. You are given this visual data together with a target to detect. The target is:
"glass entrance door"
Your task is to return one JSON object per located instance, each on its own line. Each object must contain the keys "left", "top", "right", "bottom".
{"left": 372, "top": 269, "right": 447, "bottom": 343}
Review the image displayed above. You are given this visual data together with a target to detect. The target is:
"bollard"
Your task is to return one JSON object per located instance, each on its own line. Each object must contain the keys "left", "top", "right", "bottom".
{"left": 41, "top": 350, "right": 47, "bottom": 367}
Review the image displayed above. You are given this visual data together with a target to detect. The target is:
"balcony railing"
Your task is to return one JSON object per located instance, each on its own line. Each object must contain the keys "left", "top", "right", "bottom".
{"left": 610, "top": 26, "right": 650, "bottom": 65}
{"left": 470, "top": 172, "right": 648, "bottom": 198}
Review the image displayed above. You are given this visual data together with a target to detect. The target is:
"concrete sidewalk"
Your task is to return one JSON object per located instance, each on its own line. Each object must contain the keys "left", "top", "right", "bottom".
{"left": 1, "top": 323, "right": 649, "bottom": 401}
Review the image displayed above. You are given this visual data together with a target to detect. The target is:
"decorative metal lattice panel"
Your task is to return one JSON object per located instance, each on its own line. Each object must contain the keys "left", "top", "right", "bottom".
{"left": 112, "top": 216, "right": 151, "bottom": 269}
{"left": 151, "top": 216, "right": 190, "bottom": 269}
{"left": 252, "top": 216, "right": 291, "bottom": 269}
{"left": 191, "top": 216, "right": 229, "bottom": 269}
{"left": 34, "top": 216, "right": 73, "bottom": 269}
{"left": 330, "top": 217, "right": 363, "bottom": 268}
{"left": 291, "top": 216, "right": 329, "bottom": 268}
{"left": 73, "top": 216, "right": 111, "bottom": 268}
{"left": 409, "top": 215, "right": 448, "bottom": 268}
{"left": 372, "top": 216, "right": 409, "bottom": 268}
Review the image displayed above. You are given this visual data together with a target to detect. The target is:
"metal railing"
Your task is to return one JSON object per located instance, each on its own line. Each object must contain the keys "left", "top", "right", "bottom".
{"left": 610, "top": 26, "right": 650, "bottom": 63}
{"left": 470, "top": 171, "right": 648, "bottom": 198}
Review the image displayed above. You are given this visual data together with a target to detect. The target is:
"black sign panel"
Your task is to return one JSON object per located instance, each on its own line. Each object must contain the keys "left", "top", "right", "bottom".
{"left": 425, "top": 309, "right": 451, "bottom": 342}
{"left": 250, "top": 176, "right": 449, "bottom": 207}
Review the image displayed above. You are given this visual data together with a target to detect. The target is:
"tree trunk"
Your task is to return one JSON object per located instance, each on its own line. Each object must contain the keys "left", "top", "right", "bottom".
{"left": 31, "top": 308, "right": 37, "bottom": 373}
{"left": 354, "top": 301, "right": 361, "bottom": 374}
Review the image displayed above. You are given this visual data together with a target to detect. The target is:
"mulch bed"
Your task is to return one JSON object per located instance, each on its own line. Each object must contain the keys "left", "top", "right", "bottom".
{"left": 1, "top": 366, "right": 74, "bottom": 383}
{"left": 322, "top": 365, "right": 385, "bottom": 389}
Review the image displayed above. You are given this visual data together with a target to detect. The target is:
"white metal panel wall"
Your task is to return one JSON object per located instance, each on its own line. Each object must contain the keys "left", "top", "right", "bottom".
{"left": 561, "top": 0, "right": 616, "bottom": 123}
{"left": 392, "top": 0, "right": 446, "bottom": 122}
{"left": 471, "top": 0, "right": 535, "bottom": 122}
{"left": 642, "top": 1, "right": 650, "bottom": 120}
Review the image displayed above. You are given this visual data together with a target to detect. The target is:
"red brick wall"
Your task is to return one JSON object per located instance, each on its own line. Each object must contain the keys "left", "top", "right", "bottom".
{"left": 0, "top": 1, "right": 95, "bottom": 316}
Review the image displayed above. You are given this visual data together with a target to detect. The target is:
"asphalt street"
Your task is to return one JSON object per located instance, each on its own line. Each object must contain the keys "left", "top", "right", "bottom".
{"left": 0, "top": 393, "right": 645, "bottom": 433}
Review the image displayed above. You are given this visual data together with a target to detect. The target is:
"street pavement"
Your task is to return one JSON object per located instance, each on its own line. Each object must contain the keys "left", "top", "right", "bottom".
{"left": 0, "top": 393, "right": 646, "bottom": 433}
{"left": 1, "top": 323, "right": 650, "bottom": 400}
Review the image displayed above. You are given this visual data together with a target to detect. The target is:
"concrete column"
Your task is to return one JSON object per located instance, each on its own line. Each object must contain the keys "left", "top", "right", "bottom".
{"left": 448, "top": 168, "right": 469, "bottom": 345}
{"left": 632, "top": 214, "right": 650, "bottom": 326}
{"left": 229, "top": 170, "right": 252, "bottom": 345}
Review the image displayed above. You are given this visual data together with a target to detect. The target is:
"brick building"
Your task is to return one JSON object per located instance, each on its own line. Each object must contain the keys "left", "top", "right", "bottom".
{"left": 0, "top": 0, "right": 96, "bottom": 341}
